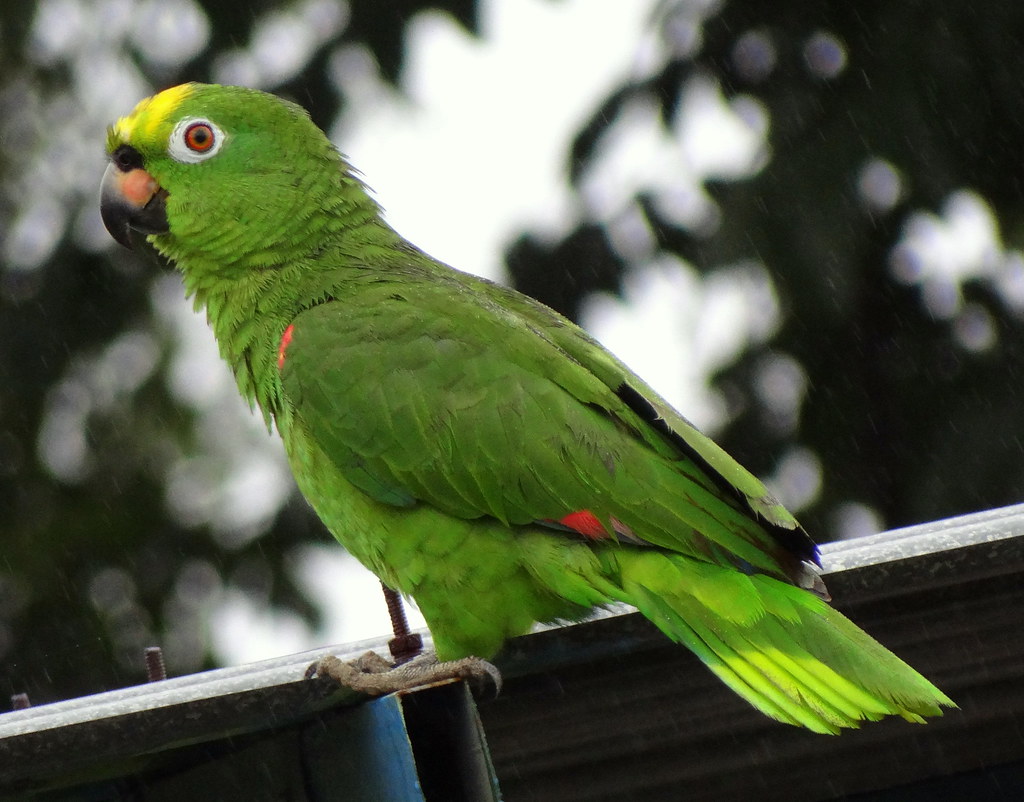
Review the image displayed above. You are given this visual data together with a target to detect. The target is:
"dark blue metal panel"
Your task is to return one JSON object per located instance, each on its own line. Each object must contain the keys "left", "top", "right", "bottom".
{"left": 303, "top": 692, "right": 425, "bottom": 802}
{"left": 302, "top": 681, "right": 502, "bottom": 802}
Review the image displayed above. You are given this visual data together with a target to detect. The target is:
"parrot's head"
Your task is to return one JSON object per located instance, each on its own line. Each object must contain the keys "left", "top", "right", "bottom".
{"left": 101, "top": 83, "right": 372, "bottom": 272}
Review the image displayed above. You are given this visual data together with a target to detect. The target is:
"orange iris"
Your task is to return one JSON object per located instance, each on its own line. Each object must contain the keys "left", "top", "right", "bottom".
{"left": 184, "top": 122, "right": 215, "bottom": 152}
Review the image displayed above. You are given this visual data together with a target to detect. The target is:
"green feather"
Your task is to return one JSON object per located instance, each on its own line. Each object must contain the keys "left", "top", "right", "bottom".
{"left": 618, "top": 553, "right": 951, "bottom": 733}
{"left": 104, "top": 83, "right": 955, "bottom": 732}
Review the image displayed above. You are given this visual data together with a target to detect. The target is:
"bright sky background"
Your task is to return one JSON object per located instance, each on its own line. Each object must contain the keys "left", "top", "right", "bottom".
{"left": 335, "top": 1, "right": 658, "bottom": 279}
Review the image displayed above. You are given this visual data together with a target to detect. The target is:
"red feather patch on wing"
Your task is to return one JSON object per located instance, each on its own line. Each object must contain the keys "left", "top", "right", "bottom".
{"left": 557, "top": 509, "right": 608, "bottom": 539}
{"left": 277, "top": 324, "right": 295, "bottom": 370}
{"left": 541, "top": 509, "right": 646, "bottom": 544}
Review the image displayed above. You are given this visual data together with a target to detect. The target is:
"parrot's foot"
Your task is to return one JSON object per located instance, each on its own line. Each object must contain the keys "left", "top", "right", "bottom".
{"left": 306, "top": 650, "right": 502, "bottom": 696}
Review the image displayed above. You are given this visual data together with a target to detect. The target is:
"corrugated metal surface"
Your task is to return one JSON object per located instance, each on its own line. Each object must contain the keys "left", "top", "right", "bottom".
{"left": 0, "top": 650, "right": 500, "bottom": 800}
{"left": 483, "top": 504, "right": 1024, "bottom": 801}
{"left": 1, "top": 504, "right": 1022, "bottom": 800}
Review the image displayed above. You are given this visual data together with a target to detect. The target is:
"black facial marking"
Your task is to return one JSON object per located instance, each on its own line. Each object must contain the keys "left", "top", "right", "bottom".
{"left": 112, "top": 144, "right": 145, "bottom": 173}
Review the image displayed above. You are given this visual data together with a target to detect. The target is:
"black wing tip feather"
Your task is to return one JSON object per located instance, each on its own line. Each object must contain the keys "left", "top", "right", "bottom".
{"left": 614, "top": 381, "right": 819, "bottom": 568}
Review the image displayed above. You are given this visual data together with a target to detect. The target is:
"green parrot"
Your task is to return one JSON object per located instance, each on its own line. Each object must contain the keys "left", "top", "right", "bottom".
{"left": 100, "top": 83, "right": 953, "bottom": 734}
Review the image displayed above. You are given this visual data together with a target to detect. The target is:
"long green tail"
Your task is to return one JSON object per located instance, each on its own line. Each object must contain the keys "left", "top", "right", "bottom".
{"left": 618, "top": 551, "right": 954, "bottom": 734}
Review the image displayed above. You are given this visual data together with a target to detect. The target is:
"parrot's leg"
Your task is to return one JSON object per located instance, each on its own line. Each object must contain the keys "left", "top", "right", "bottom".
{"left": 306, "top": 650, "right": 502, "bottom": 696}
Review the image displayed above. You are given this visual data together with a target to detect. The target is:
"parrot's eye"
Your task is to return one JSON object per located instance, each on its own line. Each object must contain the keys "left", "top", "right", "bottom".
{"left": 167, "top": 117, "right": 226, "bottom": 164}
{"left": 184, "top": 123, "right": 215, "bottom": 152}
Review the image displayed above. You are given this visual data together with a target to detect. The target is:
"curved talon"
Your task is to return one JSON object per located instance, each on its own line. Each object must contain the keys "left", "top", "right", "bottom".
{"left": 304, "top": 650, "right": 502, "bottom": 696}
{"left": 442, "top": 655, "right": 503, "bottom": 696}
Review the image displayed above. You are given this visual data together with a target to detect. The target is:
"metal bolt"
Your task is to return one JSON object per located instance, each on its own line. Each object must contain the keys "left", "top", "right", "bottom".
{"left": 144, "top": 646, "right": 167, "bottom": 682}
{"left": 381, "top": 582, "right": 423, "bottom": 664}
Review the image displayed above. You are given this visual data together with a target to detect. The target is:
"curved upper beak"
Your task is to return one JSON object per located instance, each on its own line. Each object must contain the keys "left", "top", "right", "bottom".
{"left": 100, "top": 161, "right": 169, "bottom": 249}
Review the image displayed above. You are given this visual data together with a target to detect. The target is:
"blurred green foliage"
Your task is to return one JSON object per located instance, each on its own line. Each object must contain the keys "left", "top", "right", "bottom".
{"left": 512, "top": 2, "right": 1024, "bottom": 530}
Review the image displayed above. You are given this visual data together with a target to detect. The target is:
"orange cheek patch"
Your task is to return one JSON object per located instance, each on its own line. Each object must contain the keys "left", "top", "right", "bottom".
{"left": 120, "top": 168, "right": 159, "bottom": 206}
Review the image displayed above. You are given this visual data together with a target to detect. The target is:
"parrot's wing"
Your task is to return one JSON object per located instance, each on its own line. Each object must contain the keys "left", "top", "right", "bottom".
{"left": 495, "top": 281, "right": 801, "bottom": 531}
{"left": 279, "top": 271, "right": 816, "bottom": 582}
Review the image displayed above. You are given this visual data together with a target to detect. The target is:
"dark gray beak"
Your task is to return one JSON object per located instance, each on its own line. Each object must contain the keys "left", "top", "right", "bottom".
{"left": 100, "top": 161, "right": 169, "bottom": 249}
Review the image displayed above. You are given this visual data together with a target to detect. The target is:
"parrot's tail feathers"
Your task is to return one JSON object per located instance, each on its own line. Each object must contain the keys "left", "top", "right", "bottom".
{"left": 623, "top": 554, "right": 954, "bottom": 734}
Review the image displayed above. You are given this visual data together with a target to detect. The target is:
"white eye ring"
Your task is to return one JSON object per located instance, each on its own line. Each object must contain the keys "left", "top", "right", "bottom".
{"left": 167, "top": 117, "right": 226, "bottom": 164}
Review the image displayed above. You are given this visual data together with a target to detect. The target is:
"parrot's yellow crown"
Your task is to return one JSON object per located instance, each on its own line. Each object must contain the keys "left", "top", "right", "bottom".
{"left": 110, "top": 83, "right": 195, "bottom": 145}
